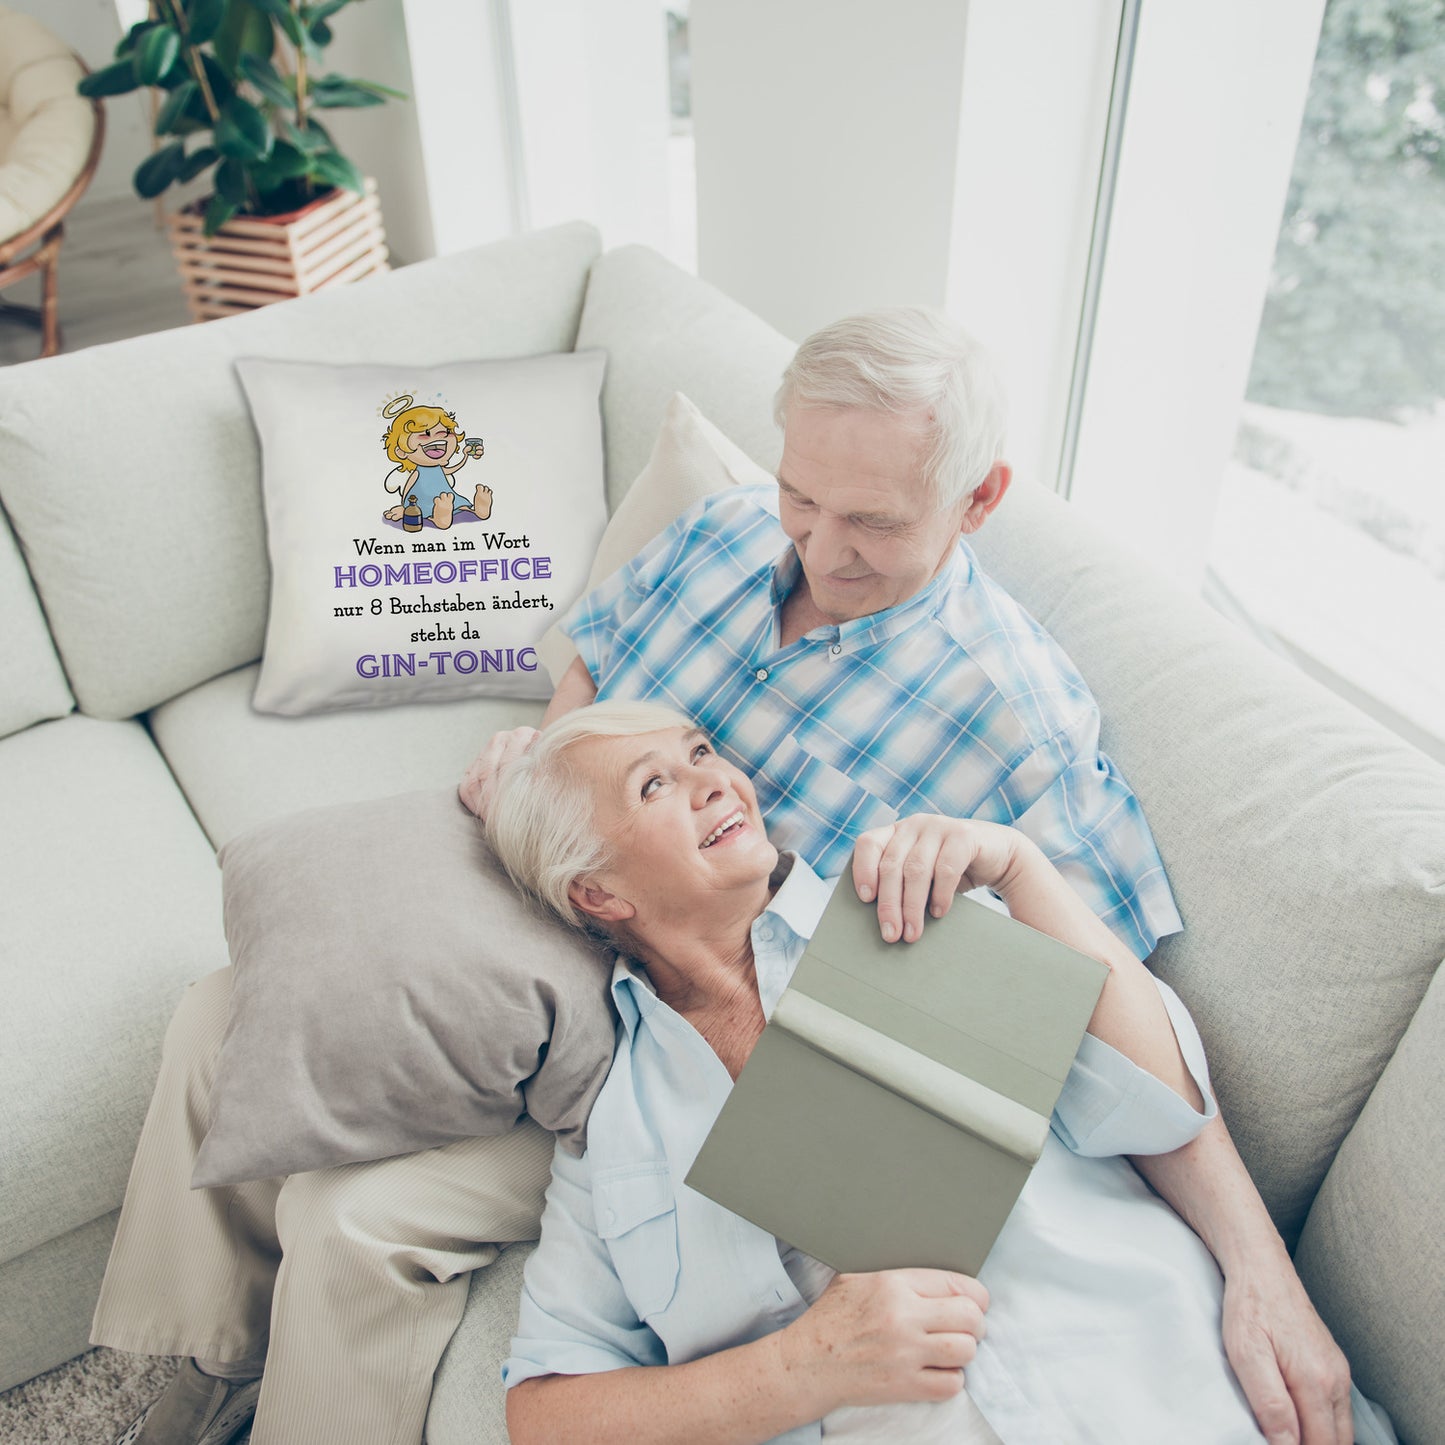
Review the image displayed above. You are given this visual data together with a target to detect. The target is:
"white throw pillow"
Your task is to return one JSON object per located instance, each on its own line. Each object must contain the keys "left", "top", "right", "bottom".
{"left": 537, "top": 391, "right": 775, "bottom": 684}
{"left": 237, "top": 351, "right": 607, "bottom": 715}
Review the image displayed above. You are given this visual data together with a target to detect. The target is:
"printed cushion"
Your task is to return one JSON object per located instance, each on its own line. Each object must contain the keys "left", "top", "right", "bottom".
{"left": 236, "top": 351, "right": 608, "bottom": 716}
{"left": 193, "top": 788, "right": 618, "bottom": 1187}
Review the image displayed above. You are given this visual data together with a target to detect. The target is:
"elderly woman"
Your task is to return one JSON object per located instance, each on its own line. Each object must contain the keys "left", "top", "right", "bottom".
{"left": 485, "top": 700, "right": 1330, "bottom": 1445}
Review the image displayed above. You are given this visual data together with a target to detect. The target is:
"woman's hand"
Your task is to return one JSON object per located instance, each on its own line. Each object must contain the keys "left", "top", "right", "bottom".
{"left": 458, "top": 726, "right": 540, "bottom": 821}
{"left": 852, "top": 815, "right": 1029, "bottom": 943}
{"left": 778, "top": 1269, "right": 989, "bottom": 1412}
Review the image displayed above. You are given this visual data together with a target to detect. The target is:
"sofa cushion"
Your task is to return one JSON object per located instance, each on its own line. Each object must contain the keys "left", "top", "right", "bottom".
{"left": 575, "top": 245, "right": 794, "bottom": 511}
{"left": 148, "top": 662, "right": 542, "bottom": 849}
{"left": 0, "top": 222, "right": 602, "bottom": 721}
{"left": 968, "top": 479, "right": 1445, "bottom": 1244}
{"left": 1295, "top": 959, "right": 1445, "bottom": 1445}
{"left": 427, "top": 1241, "right": 535, "bottom": 1445}
{"left": 0, "top": 503, "right": 71, "bottom": 738}
{"left": 0, "top": 1211, "right": 119, "bottom": 1394}
{"left": 0, "top": 715, "right": 227, "bottom": 1267}
{"left": 236, "top": 350, "right": 608, "bottom": 716}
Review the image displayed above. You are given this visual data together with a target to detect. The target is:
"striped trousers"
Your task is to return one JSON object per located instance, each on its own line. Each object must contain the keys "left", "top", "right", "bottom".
{"left": 91, "top": 968, "right": 554, "bottom": 1445}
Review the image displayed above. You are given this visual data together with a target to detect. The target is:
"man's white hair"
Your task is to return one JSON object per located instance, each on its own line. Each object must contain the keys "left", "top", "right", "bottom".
{"left": 487, "top": 699, "right": 697, "bottom": 931}
{"left": 774, "top": 307, "right": 1008, "bottom": 510}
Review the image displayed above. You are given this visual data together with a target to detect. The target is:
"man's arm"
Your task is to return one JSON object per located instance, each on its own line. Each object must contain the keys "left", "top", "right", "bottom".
{"left": 1131, "top": 1121, "right": 1353, "bottom": 1445}
{"left": 544, "top": 654, "right": 599, "bottom": 724}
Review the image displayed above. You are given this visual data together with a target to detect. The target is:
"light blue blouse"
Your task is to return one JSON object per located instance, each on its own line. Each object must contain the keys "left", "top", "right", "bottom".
{"left": 504, "top": 858, "right": 1270, "bottom": 1443}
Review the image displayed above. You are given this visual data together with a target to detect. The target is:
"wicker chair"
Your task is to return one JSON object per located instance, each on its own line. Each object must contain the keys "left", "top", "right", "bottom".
{"left": 0, "top": 7, "right": 104, "bottom": 360}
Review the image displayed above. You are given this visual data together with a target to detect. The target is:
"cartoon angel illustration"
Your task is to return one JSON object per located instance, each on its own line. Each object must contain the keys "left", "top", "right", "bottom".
{"left": 380, "top": 400, "right": 491, "bottom": 529}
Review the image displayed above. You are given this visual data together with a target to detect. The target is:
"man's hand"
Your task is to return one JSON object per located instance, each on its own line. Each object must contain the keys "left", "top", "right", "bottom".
{"left": 1221, "top": 1262, "right": 1353, "bottom": 1445}
{"left": 459, "top": 726, "right": 539, "bottom": 821}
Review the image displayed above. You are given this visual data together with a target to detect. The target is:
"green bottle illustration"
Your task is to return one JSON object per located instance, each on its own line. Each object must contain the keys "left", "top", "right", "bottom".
{"left": 403, "top": 493, "right": 422, "bottom": 533}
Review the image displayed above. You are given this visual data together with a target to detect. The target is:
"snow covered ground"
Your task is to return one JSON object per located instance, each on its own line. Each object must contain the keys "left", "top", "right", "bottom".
{"left": 1210, "top": 403, "right": 1445, "bottom": 757}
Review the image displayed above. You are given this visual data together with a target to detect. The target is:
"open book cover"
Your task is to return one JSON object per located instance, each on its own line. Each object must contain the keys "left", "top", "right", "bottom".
{"left": 684, "top": 885, "right": 1109, "bottom": 1276}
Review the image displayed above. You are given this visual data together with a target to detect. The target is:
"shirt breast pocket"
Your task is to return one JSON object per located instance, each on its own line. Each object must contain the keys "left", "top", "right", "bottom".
{"left": 593, "top": 1163, "right": 681, "bottom": 1322}
{"left": 758, "top": 731, "right": 898, "bottom": 867}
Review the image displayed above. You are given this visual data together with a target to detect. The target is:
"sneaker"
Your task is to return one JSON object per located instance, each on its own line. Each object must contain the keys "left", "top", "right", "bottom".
{"left": 112, "top": 1358, "right": 262, "bottom": 1445}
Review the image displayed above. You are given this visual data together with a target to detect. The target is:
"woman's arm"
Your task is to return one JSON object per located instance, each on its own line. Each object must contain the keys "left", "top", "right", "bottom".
{"left": 509, "top": 1269, "right": 987, "bottom": 1445}
{"left": 852, "top": 815, "right": 1353, "bottom": 1444}
{"left": 851, "top": 815, "right": 1202, "bottom": 1108}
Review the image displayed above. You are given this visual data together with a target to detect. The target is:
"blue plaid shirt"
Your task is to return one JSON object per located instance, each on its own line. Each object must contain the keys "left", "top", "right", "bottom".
{"left": 564, "top": 485, "right": 1181, "bottom": 959}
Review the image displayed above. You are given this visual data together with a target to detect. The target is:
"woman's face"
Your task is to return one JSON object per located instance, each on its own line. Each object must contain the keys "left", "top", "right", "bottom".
{"left": 568, "top": 726, "right": 777, "bottom": 925}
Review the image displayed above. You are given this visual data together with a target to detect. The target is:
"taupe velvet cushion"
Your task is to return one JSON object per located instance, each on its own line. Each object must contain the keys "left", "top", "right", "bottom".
{"left": 192, "top": 788, "right": 617, "bottom": 1187}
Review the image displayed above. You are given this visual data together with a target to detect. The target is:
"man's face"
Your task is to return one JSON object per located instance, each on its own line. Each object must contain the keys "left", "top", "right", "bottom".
{"left": 776, "top": 405, "right": 971, "bottom": 623}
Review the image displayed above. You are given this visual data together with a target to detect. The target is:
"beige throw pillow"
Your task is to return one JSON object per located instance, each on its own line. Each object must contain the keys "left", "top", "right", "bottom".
{"left": 536, "top": 391, "right": 774, "bottom": 684}
{"left": 193, "top": 788, "right": 617, "bottom": 1187}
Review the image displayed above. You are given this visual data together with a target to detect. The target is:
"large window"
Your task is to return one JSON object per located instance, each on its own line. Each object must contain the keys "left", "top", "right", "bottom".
{"left": 1206, "top": 0, "right": 1445, "bottom": 757}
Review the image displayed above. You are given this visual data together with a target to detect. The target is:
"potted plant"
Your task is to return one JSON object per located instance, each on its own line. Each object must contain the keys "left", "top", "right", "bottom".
{"left": 79, "top": 0, "right": 404, "bottom": 319}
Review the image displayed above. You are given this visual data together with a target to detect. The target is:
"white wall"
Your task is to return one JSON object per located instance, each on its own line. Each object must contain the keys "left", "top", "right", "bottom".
{"left": 690, "top": 0, "right": 973, "bottom": 342}
{"left": 510, "top": 0, "right": 671, "bottom": 252}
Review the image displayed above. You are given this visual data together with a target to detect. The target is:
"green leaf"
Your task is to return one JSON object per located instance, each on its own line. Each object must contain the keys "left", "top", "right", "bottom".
{"left": 309, "top": 148, "right": 363, "bottom": 194}
{"left": 133, "top": 142, "right": 185, "bottom": 199}
{"left": 281, "top": 115, "right": 331, "bottom": 153}
{"left": 308, "top": 18, "right": 332, "bottom": 47}
{"left": 203, "top": 193, "right": 239, "bottom": 235}
{"left": 301, "top": 0, "right": 351, "bottom": 23}
{"left": 134, "top": 25, "right": 181, "bottom": 86}
{"left": 247, "top": 0, "right": 306, "bottom": 45}
{"left": 114, "top": 20, "right": 156, "bottom": 59}
{"left": 154, "top": 79, "right": 198, "bottom": 135}
{"left": 215, "top": 95, "right": 274, "bottom": 160}
{"left": 214, "top": 0, "right": 275, "bottom": 75}
{"left": 79, "top": 60, "right": 142, "bottom": 98}
{"left": 349, "top": 78, "right": 408, "bottom": 101}
{"left": 239, "top": 52, "right": 295, "bottom": 107}
{"left": 309, "top": 75, "right": 384, "bottom": 108}
{"left": 178, "top": 145, "right": 220, "bottom": 182}
{"left": 199, "top": 53, "right": 236, "bottom": 107}
{"left": 215, "top": 156, "right": 250, "bottom": 204}
{"left": 186, "top": 0, "right": 227, "bottom": 47}
{"left": 263, "top": 139, "right": 311, "bottom": 178}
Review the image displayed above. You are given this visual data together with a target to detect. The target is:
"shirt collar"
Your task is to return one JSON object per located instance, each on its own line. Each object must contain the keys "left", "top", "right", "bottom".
{"left": 767, "top": 542, "right": 973, "bottom": 651}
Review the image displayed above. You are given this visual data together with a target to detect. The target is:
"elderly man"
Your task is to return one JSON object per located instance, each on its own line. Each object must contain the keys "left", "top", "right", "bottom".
{"left": 95, "top": 310, "right": 1351, "bottom": 1445}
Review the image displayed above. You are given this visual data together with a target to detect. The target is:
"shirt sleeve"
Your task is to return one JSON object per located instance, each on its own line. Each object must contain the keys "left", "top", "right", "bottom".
{"left": 995, "top": 705, "right": 1183, "bottom": 961}
{"left": 503, "top": 1139, "right": 666, "bottom": 1389}
{"left": 561, "top": 494, "right": 716, "bottom": 688}
{"left": 1051, "top": 977, "right": 1217, "bottom": 1158}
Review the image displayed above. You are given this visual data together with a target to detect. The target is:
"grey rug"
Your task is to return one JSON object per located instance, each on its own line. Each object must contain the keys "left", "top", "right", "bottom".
{"left": 0, "top": 1350, "right": 244, "bottom": 1445}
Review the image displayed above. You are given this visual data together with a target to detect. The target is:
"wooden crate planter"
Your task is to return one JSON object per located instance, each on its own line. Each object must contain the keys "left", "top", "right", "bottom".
{"left": 166, "top": 178, "right": 389, "bottom": 322}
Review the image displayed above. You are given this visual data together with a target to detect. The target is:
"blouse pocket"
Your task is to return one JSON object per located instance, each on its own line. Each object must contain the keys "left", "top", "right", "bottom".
{"left": 593, "top": 1162, "right": 681, "bottom": 1321}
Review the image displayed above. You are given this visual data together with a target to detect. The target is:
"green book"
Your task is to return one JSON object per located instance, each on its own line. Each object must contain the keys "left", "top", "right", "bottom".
{"left": 684, "top": 886, "right": 1110, "bottom": 1276}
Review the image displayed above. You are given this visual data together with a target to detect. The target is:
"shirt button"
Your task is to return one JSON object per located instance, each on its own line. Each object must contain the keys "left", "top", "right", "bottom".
{"left": 755, "top": 668, "right": 769, "bottom": 681}
{"left": 830, "top": 644, "right": 842, "bottom": 655}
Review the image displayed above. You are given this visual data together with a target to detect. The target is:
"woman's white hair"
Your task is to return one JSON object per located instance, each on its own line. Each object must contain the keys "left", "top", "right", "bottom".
{"left": 486, "top": 699, "right": 697, "bottom": 932}
{"left": 774, "top": 307, "right": 1007, "bottom": 510}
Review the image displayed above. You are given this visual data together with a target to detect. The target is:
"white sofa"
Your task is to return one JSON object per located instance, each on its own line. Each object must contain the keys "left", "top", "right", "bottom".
{"left": 0, "top": 222, "right": 1441, "bottom": 1444}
